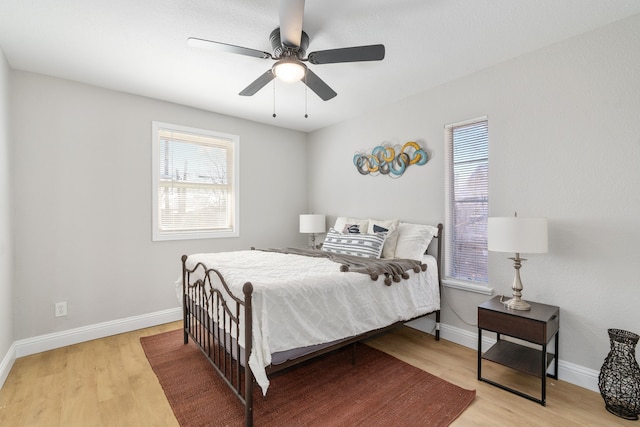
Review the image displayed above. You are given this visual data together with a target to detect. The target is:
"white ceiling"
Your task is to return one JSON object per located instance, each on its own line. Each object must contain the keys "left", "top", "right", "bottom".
{"left": 1, "top": 1, "right": 639, "bottom": 133}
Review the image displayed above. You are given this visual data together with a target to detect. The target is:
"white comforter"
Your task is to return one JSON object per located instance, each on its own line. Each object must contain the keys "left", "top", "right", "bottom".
{"left": 178, "top": 250, "right": 440, "bottom": 395}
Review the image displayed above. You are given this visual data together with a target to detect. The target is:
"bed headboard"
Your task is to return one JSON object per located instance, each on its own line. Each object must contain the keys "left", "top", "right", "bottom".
{"left": 428, "top": 223, "right": 444, "bottom": 289}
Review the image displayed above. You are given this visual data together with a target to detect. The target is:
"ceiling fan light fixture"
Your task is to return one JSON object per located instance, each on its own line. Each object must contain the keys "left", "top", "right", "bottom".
{"left": 273, "top": 60, "right": 307, "bottom": 83}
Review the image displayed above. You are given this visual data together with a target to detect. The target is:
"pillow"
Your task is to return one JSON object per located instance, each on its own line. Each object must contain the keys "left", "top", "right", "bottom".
{"left": 322, "top": 228, "right": 387, "bottom": 258}
{"left": 333, "top": 217, "right": 369, "bottom": 234}
{"left": 367, "top": 219, "right": 400, "bottom": 259}
{"left": 343, "top": 224, "right": 361, "bottom": 234}
{"left": 394, "top": 222, "right": 439, "bottom": 260}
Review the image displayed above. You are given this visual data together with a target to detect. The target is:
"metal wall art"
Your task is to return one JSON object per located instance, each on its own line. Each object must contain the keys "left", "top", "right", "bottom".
{"left": 353, "top": 141, "right": 428, "bottom": 178}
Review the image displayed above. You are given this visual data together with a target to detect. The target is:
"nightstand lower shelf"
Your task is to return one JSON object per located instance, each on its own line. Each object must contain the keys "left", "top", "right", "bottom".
{"left": 482, "top": 340, "right": 555, "bottom": 378}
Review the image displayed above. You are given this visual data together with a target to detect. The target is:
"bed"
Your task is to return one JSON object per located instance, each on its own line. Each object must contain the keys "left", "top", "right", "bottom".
{"left": 179, "top": 219, "right": 443, "bottom": 427}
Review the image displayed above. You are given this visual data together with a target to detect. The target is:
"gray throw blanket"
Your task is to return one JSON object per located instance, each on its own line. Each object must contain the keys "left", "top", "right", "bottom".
{"left": 255, "top": 247, "right": 427, "bottom": 286}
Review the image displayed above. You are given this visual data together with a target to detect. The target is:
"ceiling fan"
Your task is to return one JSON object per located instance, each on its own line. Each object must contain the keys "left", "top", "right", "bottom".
{"left": 188, "top": 0, "right": 385, "bottom": 101}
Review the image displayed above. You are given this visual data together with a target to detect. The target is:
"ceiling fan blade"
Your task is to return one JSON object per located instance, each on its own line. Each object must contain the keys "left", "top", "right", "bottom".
{"left": 307, "top": 44, "right": 385, "bottom": 65}
{"left": 303, "top": 69, "right": 337, "bottom": 101}
{"left": 188, "top": 37, "right": 272, "bottom": 60}
{"left": 279, "top": 0, "right": 305, "bottom": 48}
{"left": 239, "top": 69, "right": 276, "bottom": 96}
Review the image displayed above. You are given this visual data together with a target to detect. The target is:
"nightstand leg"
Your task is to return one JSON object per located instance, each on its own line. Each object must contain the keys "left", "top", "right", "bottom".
{"left": 553, "top": 331, "right": 559, "bottom": 379}
{"left": 541, "top": 342, "right": 547, "bottom": 405}
{"left": 477, "top": 328, "right": 482, "bottom": 380}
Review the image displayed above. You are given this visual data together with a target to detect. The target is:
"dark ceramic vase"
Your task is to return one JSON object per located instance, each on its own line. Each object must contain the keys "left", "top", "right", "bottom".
{"left": 598, "top": 329, "right": 640, "bottom": 420}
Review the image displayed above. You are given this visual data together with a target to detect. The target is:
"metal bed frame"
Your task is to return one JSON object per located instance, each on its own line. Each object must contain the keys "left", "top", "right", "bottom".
{"left": 182, "top": 223, "right": 443, "bottom": 427}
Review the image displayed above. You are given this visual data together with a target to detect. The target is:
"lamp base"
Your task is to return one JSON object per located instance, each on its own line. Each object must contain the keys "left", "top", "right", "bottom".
{"left": 502, "top": 254, "right": 531, "bottom": 311}
{"left": 503, "top": 296, "right": 531, "bottom": 311}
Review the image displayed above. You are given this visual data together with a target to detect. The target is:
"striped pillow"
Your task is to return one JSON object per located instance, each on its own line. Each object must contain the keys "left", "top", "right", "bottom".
{"left": 321, "top": 228, "right": 387, "bottom": 258}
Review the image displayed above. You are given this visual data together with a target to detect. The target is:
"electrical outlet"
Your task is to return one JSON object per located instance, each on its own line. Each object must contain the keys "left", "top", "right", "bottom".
{"left": 55, "top": 301, "right": 67, "bottom": 317}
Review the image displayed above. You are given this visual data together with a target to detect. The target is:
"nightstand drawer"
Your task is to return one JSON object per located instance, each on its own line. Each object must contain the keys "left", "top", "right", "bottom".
{"left": 478, "top": 298, "right": 559, "bottom": 344}
{"left": 479, "top": 308, "right": 546, "bottom": 343}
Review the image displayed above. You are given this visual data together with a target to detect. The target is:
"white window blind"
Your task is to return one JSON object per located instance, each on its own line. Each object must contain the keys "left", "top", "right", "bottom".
{"left": 444, "top": 117, "right": 489, "bottom": 284}
{"left": 152, "top": 122, "right": 239, "bottom": 241}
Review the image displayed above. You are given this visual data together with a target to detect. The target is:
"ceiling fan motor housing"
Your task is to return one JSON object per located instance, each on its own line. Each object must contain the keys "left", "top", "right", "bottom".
{"left": 270, "top": 28, "right": 309, "bottom": 59}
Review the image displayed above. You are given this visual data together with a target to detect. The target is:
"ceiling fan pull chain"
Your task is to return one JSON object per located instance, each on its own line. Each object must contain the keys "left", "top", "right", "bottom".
{"left": 304, "top": 73, "right": 308, "bottom": 118}
{"left": 273, "top": 80, "right": 277, "bottom": 118}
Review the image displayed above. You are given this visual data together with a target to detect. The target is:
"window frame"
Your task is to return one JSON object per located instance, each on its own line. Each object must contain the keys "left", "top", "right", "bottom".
{"left": 151, "top": 121, "right": 240, "bottom": 241}
{"left": 443, "top": 116, "right": 491, "bottom": 294}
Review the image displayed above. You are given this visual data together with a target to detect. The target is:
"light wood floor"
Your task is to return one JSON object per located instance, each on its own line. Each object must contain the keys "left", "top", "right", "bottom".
{"left": 0, "top": 322, "right": 631, "bottom": 426}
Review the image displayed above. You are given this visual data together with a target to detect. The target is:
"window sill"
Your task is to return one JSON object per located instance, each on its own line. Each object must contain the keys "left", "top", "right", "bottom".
{"left": 442, "top": 279, "right": 494, "bottom": 295}
{"left": 153, "top": 229, "right": 239, "bottom": 241}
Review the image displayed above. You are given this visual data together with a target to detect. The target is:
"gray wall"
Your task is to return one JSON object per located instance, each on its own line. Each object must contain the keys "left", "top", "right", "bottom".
{"left": 307, "top": 14, "right": 640, "bottom": 372}
{"left": 11, "top": 72, "right": 308, "bottom": 340}
{"left": 0, "top": 48, "right": 13, "bottom": 369}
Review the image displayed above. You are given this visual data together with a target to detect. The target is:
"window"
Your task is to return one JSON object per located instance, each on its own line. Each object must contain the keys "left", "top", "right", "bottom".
{"left": 152, "top": 122, "right": 239, "bottom": 241}
{"left": 444, "top": 117, "right": 489, "bottom": 286}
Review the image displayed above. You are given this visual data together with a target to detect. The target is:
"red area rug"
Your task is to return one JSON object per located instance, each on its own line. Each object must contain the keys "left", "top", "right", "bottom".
{"left": 141, "top": 329, "right": 475, "bottom": 426}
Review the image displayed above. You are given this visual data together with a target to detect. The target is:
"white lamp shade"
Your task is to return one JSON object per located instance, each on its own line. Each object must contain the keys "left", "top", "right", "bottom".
{"left": 299, "top": 214, "right": 326, "bottom": 234}
{"left": 488, "top": 217, "right": 548, "bottom": 254}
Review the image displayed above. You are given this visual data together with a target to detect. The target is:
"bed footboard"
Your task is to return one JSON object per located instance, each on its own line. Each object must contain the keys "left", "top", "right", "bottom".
{"left": 181, "top": 255, "right": 255, "bottom": 427}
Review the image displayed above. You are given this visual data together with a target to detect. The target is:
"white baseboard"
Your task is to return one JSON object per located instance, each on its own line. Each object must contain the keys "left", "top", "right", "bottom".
{"left": 0, "top": 307, "right": 180, "bottom": 390}
{"left": 0, "top": 342, "right": 16, "bottom": 390}
{"left": 407, "top": 318, "right": 600, "bottom": 393}
{"left": 12, "top": 306, "right": 182, "bottom": 359}
{"left": 2, "top": 308, "right": 599, "bottom": 394}
{"left": 556, "top": 359, "right": 600, "bottom": 392}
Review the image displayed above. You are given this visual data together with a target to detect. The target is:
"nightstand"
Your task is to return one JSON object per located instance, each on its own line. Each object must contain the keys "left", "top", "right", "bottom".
{"left": 477, "top": 295, "right": 559, "bottom": 405}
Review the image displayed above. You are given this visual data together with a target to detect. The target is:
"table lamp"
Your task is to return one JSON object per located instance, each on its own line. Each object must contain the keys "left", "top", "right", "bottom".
{"left": 299, "top": 214, "right": 326, "bottom": 249}
{"left": 488, "top": 213, "right": 548, "bottom": 310}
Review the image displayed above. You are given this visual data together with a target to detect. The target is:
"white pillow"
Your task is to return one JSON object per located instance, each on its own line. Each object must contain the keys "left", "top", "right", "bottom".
{"left": 367, "top": 219, "right": 400, "bottom": 259}
{"left": 394, "top": 222, "right": 439, "bottom": 260}
{"left": 333, "top": 217, "right": 369, "bottom": 234}
{"left": 322, "top": 228, "right": 387, "bottom": 258}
